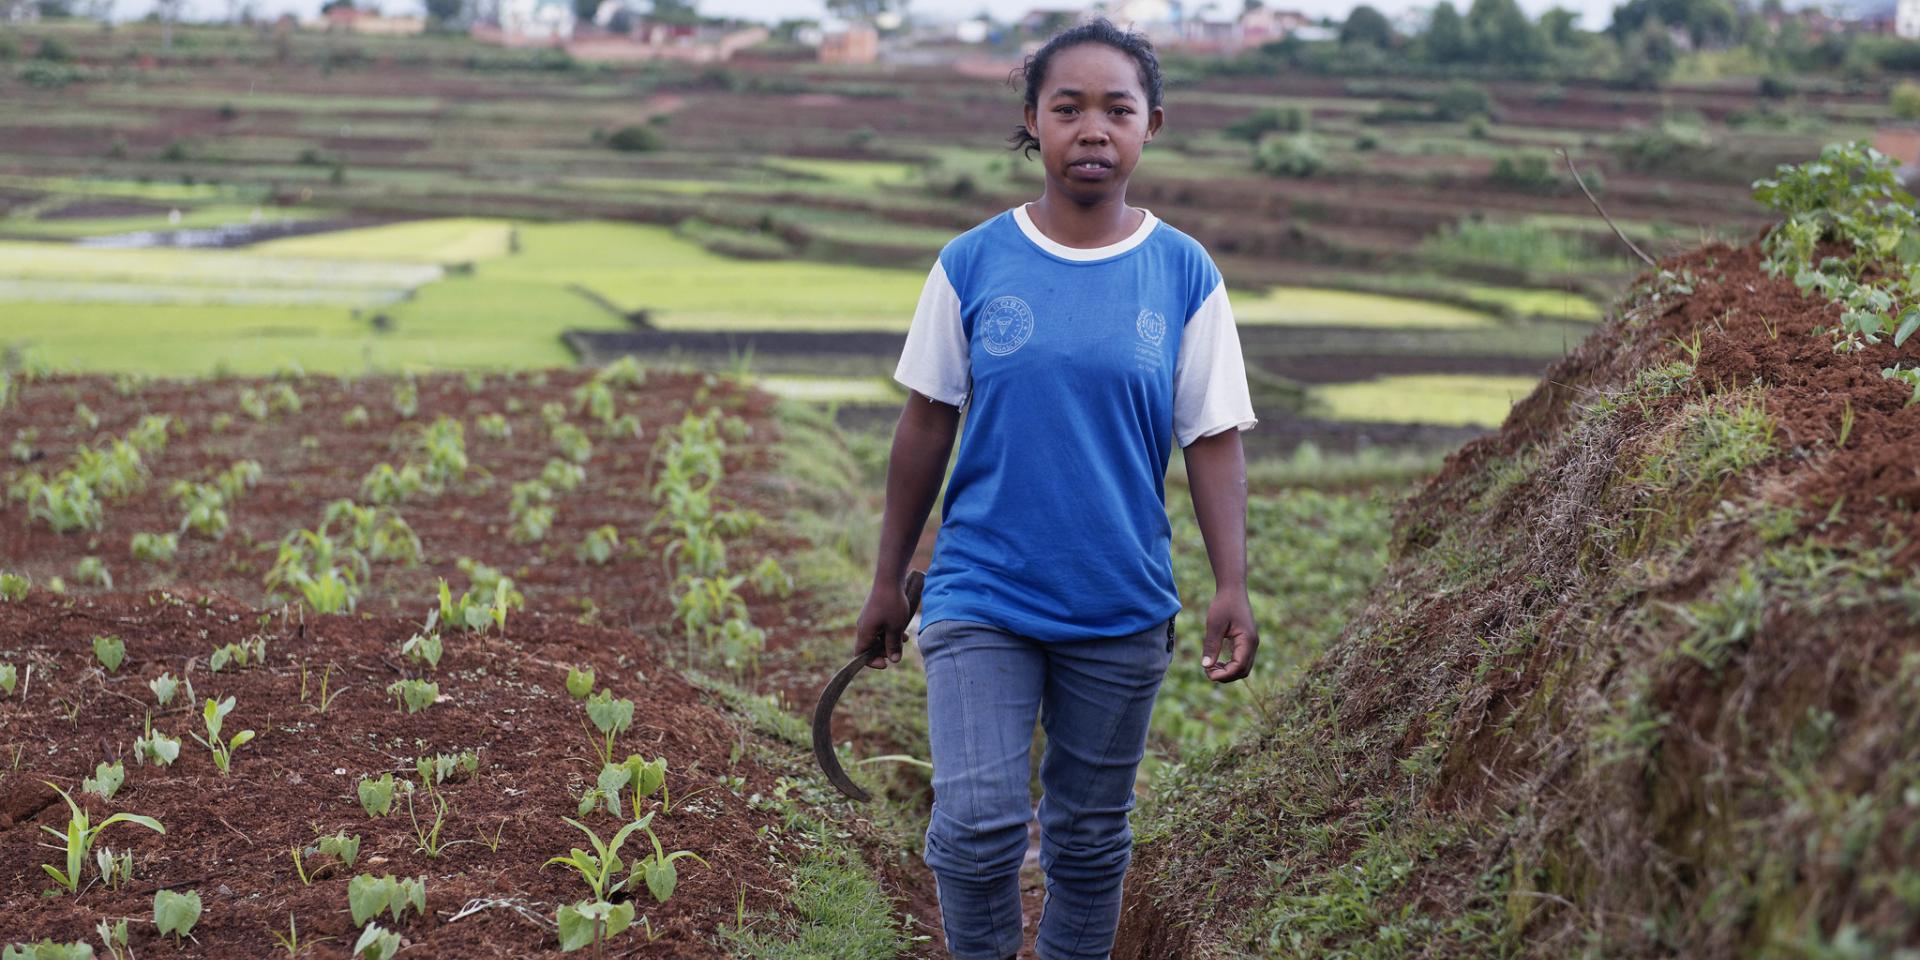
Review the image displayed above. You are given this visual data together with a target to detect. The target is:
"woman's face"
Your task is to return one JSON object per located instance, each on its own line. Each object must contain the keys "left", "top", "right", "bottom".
{"left": 1024, "top": 43, "right": 1163, "bottom": 204}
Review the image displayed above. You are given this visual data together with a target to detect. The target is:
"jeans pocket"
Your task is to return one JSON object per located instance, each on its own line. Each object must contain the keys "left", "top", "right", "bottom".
{"left": 1165, "top": 613, "right": 1176, "bottom": 653}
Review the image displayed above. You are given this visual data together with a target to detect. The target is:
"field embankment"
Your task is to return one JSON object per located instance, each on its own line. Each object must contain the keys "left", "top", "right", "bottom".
{"left": 1116, "top": 225, "right": 1920, "bottom": 956}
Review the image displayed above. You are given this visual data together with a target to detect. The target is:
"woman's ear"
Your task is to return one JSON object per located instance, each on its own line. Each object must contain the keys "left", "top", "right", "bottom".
{"left": 1024, "top": 102, "right": 1039, "bottom": 142}
{"left": 1145, "top": 105, "right": 1164, "bottom": 145}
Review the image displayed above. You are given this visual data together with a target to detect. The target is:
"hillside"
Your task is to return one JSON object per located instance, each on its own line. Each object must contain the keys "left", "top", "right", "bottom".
{"left": 1116, "top": 147, "right": 1920, "bottom": 958}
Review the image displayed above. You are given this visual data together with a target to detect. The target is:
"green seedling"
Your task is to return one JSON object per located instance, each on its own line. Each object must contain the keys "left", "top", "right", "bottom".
{"left": 82, "top": 761, "right": 124, "bottom": 801}
{"left": 343, "top": 405, "right": 371, "bottom": 428}
{"left": 292, "top": 828, "right": 362, "bottom": 885}
{"left": 73, "top": 557, "right": 112, "bottom": 589}
{"left": 476, "top": 412, "right": 511, "bottom": 440}
{"left": 4, "top": 940, "right": 95, "bottom": 960}
{"left": 96, "top": 918, "right": 129, "bottom": 960}
{"left": 557, "top": 899, "right": 634, "bottom": 955}
{"left": 190, "top": 696, "right": 256, "bottom": 775}
{"left": 585, "top": 690, "right": 634, "bottom": 766}
{"left": 134, "top": 715, "right": 180, "bottom": 767}
{"left": 268, "top": 912, "right": 333, "bottom": 957}
{"left": 154, "top": 888, "right": 202, "bottom": 943}
{"left": 543, "top": 813, "right": 655, "bottom": 903}
{"left": 353, "top": 923, "right": 401, "bottom": 960}
{"left": 92, "top": 634, "right": 124, "bottom": 673}
{"left": 540, "top": 458, "right": 585, "bottom": 492}
{"left": 399, "top": 631, "right": 442, "bottom": 670}
{"left": 130, "top": 533, "right": 179, "bottom": 560}
{"left": 209, "top": 635, "right": 267, "bottom": 673}
{"left": 392, "top": 377, "right": 419, "bottom": 419}
{"left": 95, "top": 846, "right": 134, "bottom": 890}
{"left": 438, "top": 575, "right": 521, "bottom": 634}
{"left": 346, "top": 873, "right": 426, "bottom": 926}
{"left": 406, "top": 789, "right": 468, "bottom": 858}
{"left": 415, "top": 750, "right": 478, "bottom": 789}
{"left": 301, "top": 661, "right": 345, "bottom": 714}
{"left": 387, "top": 678, "right": 440, "bottom": 714}
{"left": 359, "top": 773, "right": 398, "bottom": 818}
{"left": 576, "top": 525, "right": 621, "bottom": 566}
{"left": 0, "top": 572, "right": 29, "bottom": 601}
{"left": 565, "top": 665, "right": 595, "bottom": 700}
{"left": 37, "top": 781, "right": 164, "bottom": 894}
{"left": 0, "top": 663, "right": 15, "bottom": 696}
{"left": 631, "top": 822, "right": 709, "bottom": 903}
{"left": 148, "top": 672, "right": 179, "bottom": 706}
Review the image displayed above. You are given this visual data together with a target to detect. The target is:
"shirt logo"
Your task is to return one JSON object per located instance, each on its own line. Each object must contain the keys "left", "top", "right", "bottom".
{"left": 980, "top": 296, "right": 1035, "bottom": 357}
{"left": 1136, "top": 308, "right": 1166, "bottom": 346}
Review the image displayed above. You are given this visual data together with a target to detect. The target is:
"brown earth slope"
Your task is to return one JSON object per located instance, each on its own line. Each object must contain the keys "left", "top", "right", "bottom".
{"left": 1115, "top": 239, "right": 1920, "bottom": 958}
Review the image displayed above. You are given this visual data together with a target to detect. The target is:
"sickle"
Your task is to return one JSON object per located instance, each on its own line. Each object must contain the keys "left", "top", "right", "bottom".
{"left": 812, "top": 569, "right": 925, "bottom": 802}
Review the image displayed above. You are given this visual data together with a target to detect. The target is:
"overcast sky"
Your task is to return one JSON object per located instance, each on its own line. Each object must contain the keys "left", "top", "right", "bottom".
{"left": 138, "top": 0, "right": 1668, "bottom": 40}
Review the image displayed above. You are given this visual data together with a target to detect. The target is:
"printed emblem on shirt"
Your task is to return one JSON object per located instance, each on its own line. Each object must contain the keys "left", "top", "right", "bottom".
{"left": 980, "top": 295, "right": 1035, "bottom": 357}
{"left": 1136, "top": 308, "right": 1165, "bottom": 346}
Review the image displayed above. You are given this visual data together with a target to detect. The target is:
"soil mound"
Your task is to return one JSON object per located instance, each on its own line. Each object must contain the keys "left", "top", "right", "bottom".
{"left": 1115, "top": 237, "right": 1920, "bottom": 958}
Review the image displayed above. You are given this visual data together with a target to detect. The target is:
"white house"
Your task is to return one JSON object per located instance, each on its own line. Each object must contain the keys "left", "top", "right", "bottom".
{"left": 498, "top": 0, "right": 574, "bottom": 43}
{"left": 1899, "top": 0, "right": 1920, "bottom": 38}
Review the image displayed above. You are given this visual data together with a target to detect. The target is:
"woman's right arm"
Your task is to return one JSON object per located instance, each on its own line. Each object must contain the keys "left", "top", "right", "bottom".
{"left": 854, "top": 391, "right": 961, "bottom": 669}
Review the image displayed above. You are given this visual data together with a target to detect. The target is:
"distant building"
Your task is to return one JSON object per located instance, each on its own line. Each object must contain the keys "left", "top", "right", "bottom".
{"left": 1897, "top": 0, "right": 1920, "bottom": 37}
{"left": 955, "top": 16, "right": 994, "bottom": 43}
{"left": 819, "top": 20, "right": 879, "bottom": 63}
{"left": 1240, "top": 6, "right": 1310, "bottom": 43}
{"left": 470, "top": 0, "right": 574, "bottom": 46}
{"left": 308, "top": 6, "right": 426, "bottom": 35}
{"left": 565, "top": 21, "right": 768, "bottom": 62}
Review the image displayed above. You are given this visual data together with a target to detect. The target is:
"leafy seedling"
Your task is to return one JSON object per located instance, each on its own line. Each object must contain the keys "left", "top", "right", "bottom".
{"left": 2, "top": 940, "right": 94, "bottom": 960}
{"left": 585, "top": 690, "right": 633, "bottom": 766}
{"left": 399, "top": 631, "right": 442, "bottom": 670}
{"left": 346, "top": 873, "right": 427, "bottom": 926}
{"left": 1, "top": 662, "right": 16, "bottom": 697}
{"left": 134, "top": 715, "right": 180, "bottom": 767}
{"left": 632, "top": 822, "right": 709, "bottom": 903}
{"left": 387, "top": 679, "right": 439, "bottom": 714}
{"left": 190, "top": 696, "right": 255, "bottom": 775}
{"left": 82, "top": 761, "right": 124, "bottom": 802}
{"left": 358, "top": 773, "right": 397, "bottom": 818}
{"left": 153, "top": 888, "right": 202, "bottom": 943}
{"left": 96, "top": 918, "right": 129, "bottom": 960}
{"left": 406, "top": 789, "right": 469, "bottom": 859}
{"left": 92, "top": 635, "right": 124, "bottom": 673}
{"left": 148, "top": 672, "right": 179, "bottom": 706}
{"left": 353, "top": 923, "right": 401, "bottom": 960}
{"left": 566, "top": 665, "right": 595, "bottom": 700}
{"left": 268, "top": 912, "right": 333, "bottom": 957}
{"left": 557, "top": 899, "right": 634, "bottom": 955}
{"left": 37, "top": 781, "right": 164, "bottom": 894}
{"left": 543, "top": 813, "right": 655, "bottom": 903}
{"left": 94, "top": 847, "right": 133, "bottom": 890}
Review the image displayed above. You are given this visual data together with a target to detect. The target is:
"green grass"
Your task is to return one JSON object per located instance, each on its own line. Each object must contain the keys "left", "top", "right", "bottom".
{"left": 0, "top": 240, "right": 438, "bottom": 290}
{"left": 762, "top": 157, "right": 921, "bottom": 188}
{"left": 250, "top": 218, "right": 515, "bottom": 264}
{"left": 756, "top": 376, "right": 902, "bottom": 404}
{"left": 1, "top": 204, "right": 329, "bottom": 240}
{"left": 1452, "top": 282, "right": 1604, "bottom": 322}
{"left": 1313, "top": 374, "right": 1540, "bottom": 427}
{"left": 1235, "top": 286, "right": 1500, "bottom": 329}
{"left": 0, "top": 174, "right": 252, "bottom": 203}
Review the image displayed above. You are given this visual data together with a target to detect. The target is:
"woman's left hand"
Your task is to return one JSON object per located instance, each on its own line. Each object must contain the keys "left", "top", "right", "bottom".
{"left": 1200, "top": 588, "right": 1258, "bottom": 683}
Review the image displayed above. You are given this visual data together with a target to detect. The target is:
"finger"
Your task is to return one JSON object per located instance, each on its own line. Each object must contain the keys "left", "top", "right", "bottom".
{"left": 1220, "top": 632, "right": 1255, "bottom": 682}
{"left": 1200, "top": 623, "right": 1228, "bottom": 671}
{"left": 886, "top": 622, "right": 903, "bottom": 664}
{"left": 862, "top": 624, "right": 887, "bottom": 669}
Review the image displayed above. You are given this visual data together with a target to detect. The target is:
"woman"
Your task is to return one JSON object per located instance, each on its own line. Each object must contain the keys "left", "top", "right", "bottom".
{"left": 855, "top": 18, "right": 1259, "bottom": 960}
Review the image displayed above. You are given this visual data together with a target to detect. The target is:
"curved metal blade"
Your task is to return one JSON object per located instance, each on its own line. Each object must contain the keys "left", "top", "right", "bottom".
{"left": 812, "top": 569, "right": 924, "bottom": 802}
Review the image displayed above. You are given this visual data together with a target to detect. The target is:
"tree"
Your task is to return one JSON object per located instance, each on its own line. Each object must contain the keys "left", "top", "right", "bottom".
{"left": 1539, "top": 7, "right": 1579, "bottom": 46}
{"left": 1424, "top": 1, "right": 1471, "bottom": 62}
{"left": 650, "top": 0, "right": 699, "bottom": 26}
{"left": 425, "top": 0, "right": 463, "bottom": 24}
{"left": 1609, "top": 0, "right": 1737, "bottom": 48}
{"left": 1340, "top": 4, "right": 1393, "bottom": 47}
{"left": 1467, "top": 0, "right": 1546, "bottom": 63}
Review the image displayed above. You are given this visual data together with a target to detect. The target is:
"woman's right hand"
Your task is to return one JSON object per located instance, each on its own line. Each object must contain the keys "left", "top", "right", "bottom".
{"left": 854, "top": 579, "right": 911, "bottom": 670}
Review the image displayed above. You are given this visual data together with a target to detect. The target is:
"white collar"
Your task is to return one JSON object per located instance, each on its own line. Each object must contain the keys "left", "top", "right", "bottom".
{"left": 1012, "top": 202, "right": 1159, "bottom": 262}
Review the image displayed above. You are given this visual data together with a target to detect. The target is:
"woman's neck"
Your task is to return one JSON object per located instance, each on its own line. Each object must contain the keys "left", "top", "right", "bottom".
{"left": 1026, "top": 192, "right": 1141, "bottom": 249}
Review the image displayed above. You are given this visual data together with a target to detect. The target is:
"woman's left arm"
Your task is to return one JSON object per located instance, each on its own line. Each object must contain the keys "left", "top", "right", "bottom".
{"left": 1181, "top": 427, "right": 1258, "bottom": 683}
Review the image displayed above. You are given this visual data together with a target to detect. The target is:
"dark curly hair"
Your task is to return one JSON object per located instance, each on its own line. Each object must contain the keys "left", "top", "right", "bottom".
{"left": 1007, "top": 17, "right": 1164, "bottom": 160}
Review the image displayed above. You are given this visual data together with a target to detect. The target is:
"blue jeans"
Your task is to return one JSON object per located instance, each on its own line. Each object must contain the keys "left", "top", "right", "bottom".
{"left": 918, "top": 616, "right": 1175, "bottom": 960}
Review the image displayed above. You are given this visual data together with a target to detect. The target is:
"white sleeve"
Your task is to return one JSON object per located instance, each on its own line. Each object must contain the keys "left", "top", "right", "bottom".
{"left": 892, "top": 260, "right": 970, "bottom": 408}
{"left": 1172, "top": 279, "right": 1258, "bottom": 447}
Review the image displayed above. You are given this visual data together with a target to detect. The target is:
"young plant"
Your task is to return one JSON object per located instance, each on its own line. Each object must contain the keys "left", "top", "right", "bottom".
{"left": 37, "top": 781, "right": 164, "bottom": 894}
{"left": 190, "top": 696, "right": 256, "bottom": 775}
{"left": 303, "top": 661, "right": 345, "bottom": 714}
{"left": 399, "top": 631, "right": 442, "bottom": 670}
{"left": 154, "top": 888, "right": 202, "bottom": 943}
{"left": 353, "top": 924, "right": 401, "bottom": 960}
{"left": 585, "top": 690, "right": 634, "bottom": 766}
{"left": 557, "top": 899, "right": 635, "bottom": 955}
{"left": 392, "top": 377, "right": 419, "bottom": 419}
{"left": 131, "top": 531, "right": 179, "bottom": 563}
{"left": 405, "top": 789, "right": 468, "bottom": 859}
{"left": 387, "top": 678, "right": 440, "bottom": 714}
{"left": 1, "top": 941, "right": 94, "bottom": 960}
{"left": 95, "top": 847, "right": 133, "bottom": 890}
{"left": 92, "top": 634, "right": 125, "bottom": 673}
{"left": 148, "top": 672, "right": 179, "bottom": 706}
{"left": 133, "top": 715, "right": 180, "bottom": 767}
{"left": 82, "top": 761, "right": 124, "bottom": 802}
{"left": 0, "top": 572, "right": 29, "bottom": 601}
{"left": 0, "top": 662, "right": 16, "bottom": 698}
{"left": 267, "top": 912, "right": 333, "bottom": 957}
{"left": 358, "top": 773, "right": 397, "bottom": 817}
{"left": 346, "top": 873, "right": 427, "bottom": 926}
{"left": 543, "top": 813, "right": 655, "bottom": 903}
{"left": 72, "top": 557, "right": 112, "bottom": 590}
{"left": 96, "top": 918, "right": 129, "bottom": 960}
{"left": 476, "top": 412, "right": 511, "bottom": 440}
{"left": 342, "top": 403, "right": 372, "bottom": 428}
{"left": 576, "top": 525, "right": 621, "bottom": 566}
{"left": 415, "top": 750, "right": 478, "bottom": 789}
{"left": 209, "top": 634, "right": 267, "bottom": 672}
{"left": 632, "top": 819, "right": 709, "bottom": 903}
{"left": 566, "top": 665, "right": 595, "bottom": 700}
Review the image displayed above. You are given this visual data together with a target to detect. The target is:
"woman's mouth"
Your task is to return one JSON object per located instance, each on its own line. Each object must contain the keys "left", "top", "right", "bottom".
{"left": 1068, "top": 159, "right": 1113, "bottom": 180}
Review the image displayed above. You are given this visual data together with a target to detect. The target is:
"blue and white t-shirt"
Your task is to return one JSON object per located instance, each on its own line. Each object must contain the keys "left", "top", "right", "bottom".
{"left": 894, "top": 203, "right": 1257, "bottom": 642}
